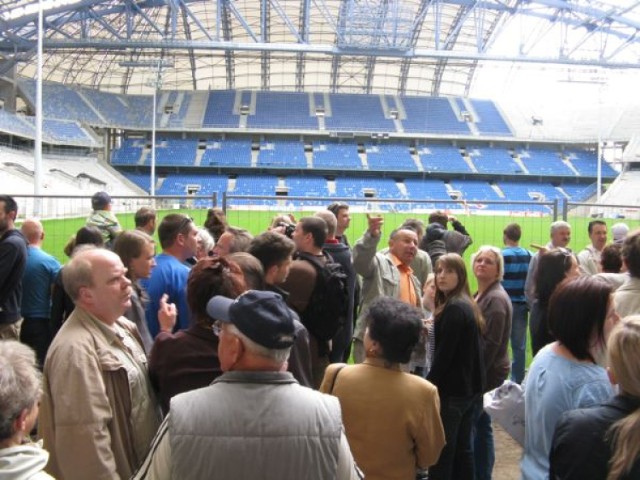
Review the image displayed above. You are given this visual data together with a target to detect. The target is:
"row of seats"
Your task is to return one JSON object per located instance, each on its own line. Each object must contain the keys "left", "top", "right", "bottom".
{"left": 111, "top": 138, "right": 616, "bottom": 178}
{"left": 123, "top": 171, "right": 596, "bottom": 211}
{"left": 18, "top": 80, "right": 513, "bottom": 136}
{"left": 0, "top": 109, "right": 98, "bottom": 146}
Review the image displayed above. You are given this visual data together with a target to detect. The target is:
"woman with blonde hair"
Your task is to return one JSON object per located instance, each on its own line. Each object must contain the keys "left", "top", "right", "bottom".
{"left": 427, "top": 253, "right": 485, "bottom": 480}
{"left": 471, "top": 246, "right": 512, "bottom": 480}
{"left": 114, "top": 230, "right": 175, "bottom": 353}
{"left": 550, "top": 315, "right": 640, "bottom": 479}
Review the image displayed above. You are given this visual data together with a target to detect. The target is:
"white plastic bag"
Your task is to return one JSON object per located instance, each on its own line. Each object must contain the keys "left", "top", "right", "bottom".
{"left": 483, "top": 380, "right": 525, "bottom": 447}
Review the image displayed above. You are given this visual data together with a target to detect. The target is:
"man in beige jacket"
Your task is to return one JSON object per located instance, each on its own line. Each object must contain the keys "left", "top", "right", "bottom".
{"left": 39, "top": 247, "right": 162, "bottom": 480}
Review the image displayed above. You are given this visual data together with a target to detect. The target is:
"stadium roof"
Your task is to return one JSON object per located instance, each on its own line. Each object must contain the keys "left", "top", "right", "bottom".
{"left": 1, "top": 0, "right": 640, "bottom": 96}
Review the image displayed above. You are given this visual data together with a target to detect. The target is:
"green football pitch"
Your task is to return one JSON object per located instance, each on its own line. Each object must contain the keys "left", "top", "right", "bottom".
{"left": 36, "top": 208, "right": 638, "bottom": 267}
{"left": 31, "top": 208, "right": 639, "bottom": 369}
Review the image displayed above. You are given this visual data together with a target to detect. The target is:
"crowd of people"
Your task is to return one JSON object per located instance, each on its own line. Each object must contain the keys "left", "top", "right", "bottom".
{"left": 1, "top": 191, "right": 640, "bottom": 479}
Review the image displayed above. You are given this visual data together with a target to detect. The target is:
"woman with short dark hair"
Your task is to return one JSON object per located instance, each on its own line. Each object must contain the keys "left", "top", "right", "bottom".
{"left": 320, "top": 296, "right": 445, "bottom": 480}
{"left": 521, "top": 276, "right": 617, "bottom": 480}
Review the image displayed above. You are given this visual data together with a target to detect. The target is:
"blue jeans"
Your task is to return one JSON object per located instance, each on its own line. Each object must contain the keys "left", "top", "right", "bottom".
{"left": 429, "top": 394, "right": 479, "bottom": 480}
{"left": 471, "top": 402, "right": 495, "bottom": 480}
{"left": 510, "top": 302, "right": 528, "bottom": 384}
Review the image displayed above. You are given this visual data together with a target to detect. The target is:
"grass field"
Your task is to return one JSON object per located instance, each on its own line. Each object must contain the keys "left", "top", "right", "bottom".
{"left": 31, "top": 207, "right": 640, "bottom": 370}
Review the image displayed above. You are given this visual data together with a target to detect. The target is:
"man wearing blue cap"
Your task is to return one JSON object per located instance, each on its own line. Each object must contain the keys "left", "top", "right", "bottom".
{"left": 134, "top": 290, "right": 361, "bottom": 480}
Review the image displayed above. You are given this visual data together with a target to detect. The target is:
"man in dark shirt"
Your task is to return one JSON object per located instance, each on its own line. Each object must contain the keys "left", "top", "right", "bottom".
{"left": 0, "top": 195, "right": 28, "bottom": 340}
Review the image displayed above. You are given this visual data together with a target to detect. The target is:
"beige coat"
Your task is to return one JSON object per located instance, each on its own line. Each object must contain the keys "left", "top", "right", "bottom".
{"left": 39, "top": 306, "right": 160, "bottom": 480}
{"left": 613, "top": 276, "right": 640, "bottom": 318}
{"left": 320, "top": 359, "right": 445, "bottom": 480}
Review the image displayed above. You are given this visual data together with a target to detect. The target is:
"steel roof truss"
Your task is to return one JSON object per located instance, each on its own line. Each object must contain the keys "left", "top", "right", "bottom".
{"left": 177, "top": 0, "right": 213, "bottom": 40}
{"left": 222, "top": 0, "right": 259, "bottom": 43}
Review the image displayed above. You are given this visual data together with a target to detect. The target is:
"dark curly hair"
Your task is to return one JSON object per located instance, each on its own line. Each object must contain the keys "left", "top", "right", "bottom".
{"left": 365, "top": 296, "right": 422, "bottom": 364}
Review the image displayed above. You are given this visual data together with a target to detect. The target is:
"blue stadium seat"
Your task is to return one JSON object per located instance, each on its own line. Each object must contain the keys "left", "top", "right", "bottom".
{"left": 466, "top": 146, "right": 523, "bottom": 175}
{"left": 366, "top": 143, "right": 417, "bottom": 172}
{"left": 247, "top": 92, "right": 318, "bottom": 130}
{"left": 232, "top": 175, "right": 278, "bottom": 206}
{"left": 419, "top": 144, "right": 471, "bottom": 173}
{"left": 565, "top": 150, "right": 617, "bottom": 178}
{"left": 469, "top": 100, "right": 512, "bottom": 136}
{"left": 257, "top": 139, "right": 307, "bottom": 168}
{"left": 324, "top": 94, "right": 395, "bottom": 132}
{"left": 202, "top": 91, "right": 241, "bottom": 128}
{"left": 141, "top": 139, "right": 198, "bottom": 166}
{"left": 519, "top": 148, "right": 574, "bottom": 176}
{"left": 82, "top": 88, "right": 151, "bottom": 128}
{"left": 402, "top": 97, "right": 470, "bottom": 135}
{"left": 313, "top": 141, "right": 361, "bottom": 170}
{"left": 202, "top": 139, "right": 252, "bottom": 167}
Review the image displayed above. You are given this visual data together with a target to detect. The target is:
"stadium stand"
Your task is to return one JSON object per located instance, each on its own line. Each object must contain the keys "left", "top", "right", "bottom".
{"left": 231, "top": 175, "right": 279, "bottom": 206}
{"left": 312, "top": 141, "right": 362, "bottom": 170}
{"left": 156, "top": 173, "right": 228, "bottom": 196}
{"left": 466, "top": 145, "right": 523, "bottom": 174}
{"left": 401, "top": 97, "right": 471, "bottom": 135}
{"left": 565, "top": 149, "right": 617, "bottom": 178}
{"left": 163, "top": 91, "right": 193, "bottom": 128}
{"left": 81, "top": 88, "right": 151, "bottom": 128}
{"left": 518, "top": 148, "right": 575, "bottom": 176}
{"left": 324, "top": 94, "right": 395, "bottom": 132}
{"left": 0, "top": 109, "right": 98, "bottom": 147}
{"left": 257, "top": 139, "right": 307, "bottom": 168}
{"left": 248, "top": 92, "right": 318, "bottom": 130}
{"left": 365, "top": 143, "right": 418, "bottom": 172}
{"left": 450, "top": 179, "right": 502, "bottom": 202}
{"left": 418, "top": 144, "right": 472, "bottom": 173}
{"left": 284, "top": 176, "right": 331, "bottom": 206}
{"left": 111, "top": 139, "right": 145, "bottom": 165}
{"left": 201, "top": 138, "right": 252, "bottom": 167}
{"left": 19, "top": 80, "right": 103, "bottom": 125}
{"left": 560, "top": 183, "right": 598, "bottom": 202}
{"left": 202, "top": 90, "right": 241, "bottom": 128}
{"left": 470, "top": 100, "right": 513, "bottom": 136}
{"left": 334, "top": 177, "right": 402, "bottom": 199}
{"left": 141, "top": 138, "right": 198, "bottom": 166}
{"left": 0, "top": 109, "right": 34, "bottom": 139}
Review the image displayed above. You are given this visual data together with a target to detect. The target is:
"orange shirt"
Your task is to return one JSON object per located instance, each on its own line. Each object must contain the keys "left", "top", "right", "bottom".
{"left": 391, "top": 254, "right": 418, "bottom": 307}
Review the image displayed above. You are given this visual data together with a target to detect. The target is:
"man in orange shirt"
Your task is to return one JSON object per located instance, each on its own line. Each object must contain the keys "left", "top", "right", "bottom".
{"left": 351, "top": 214, "right": 423, "bottom": 363}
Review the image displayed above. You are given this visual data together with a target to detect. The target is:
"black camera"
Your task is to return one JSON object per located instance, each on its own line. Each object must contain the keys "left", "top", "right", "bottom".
{"left": 278, "top": 222, "right": 296, "bottom": 239}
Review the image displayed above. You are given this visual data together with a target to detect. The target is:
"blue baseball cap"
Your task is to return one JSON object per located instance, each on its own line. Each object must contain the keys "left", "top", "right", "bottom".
{"left": 206, "top": 290, "right": 297, "bottom": 349}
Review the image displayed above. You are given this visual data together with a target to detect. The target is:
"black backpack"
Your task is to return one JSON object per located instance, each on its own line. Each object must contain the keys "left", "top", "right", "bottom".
{"left": 295, "top": 251, "right": 349, "bottom": 342}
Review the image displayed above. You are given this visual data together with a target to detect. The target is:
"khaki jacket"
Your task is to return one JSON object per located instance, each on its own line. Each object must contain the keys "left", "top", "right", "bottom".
{"left": 352, "top": 231, "right": 422, "bottom": 341}
{"left": 39, "top": 306, "right": 160, "bottom": 480}
{"left": 613, "top": 276, "right": 640, "bottom": 318}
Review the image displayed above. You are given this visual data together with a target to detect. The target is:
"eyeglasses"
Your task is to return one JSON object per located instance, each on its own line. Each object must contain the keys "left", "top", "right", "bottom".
{"left": 212, "top": 321, "right": 222, "bottom": 337}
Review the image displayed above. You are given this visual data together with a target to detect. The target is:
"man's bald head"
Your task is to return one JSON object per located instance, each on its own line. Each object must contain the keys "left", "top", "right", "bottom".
{"left": 21, "top": 219, "right": 44, "bottom": 246}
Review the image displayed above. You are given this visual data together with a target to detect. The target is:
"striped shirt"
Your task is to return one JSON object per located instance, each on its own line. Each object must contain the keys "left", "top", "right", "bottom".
{"left": 502, "top": 246, "right": 532, "bottom": 303}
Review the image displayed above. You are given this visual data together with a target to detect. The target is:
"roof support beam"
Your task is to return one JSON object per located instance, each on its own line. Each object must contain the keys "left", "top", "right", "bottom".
{"left": 261, "top": 0, "right": 270, "bottom": 90}
{"left": 6, "top": 37, "right": 640, "bottom": 69}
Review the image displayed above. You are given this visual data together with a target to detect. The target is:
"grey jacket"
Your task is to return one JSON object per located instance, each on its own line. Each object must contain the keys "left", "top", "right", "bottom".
{"left": 352, "top": 231, "right": 422, "bottom": 342}
{"left": 168, "top": 371, "right": 351, "bottom": 480}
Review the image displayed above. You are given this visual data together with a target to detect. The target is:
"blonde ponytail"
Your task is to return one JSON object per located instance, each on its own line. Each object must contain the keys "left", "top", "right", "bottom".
{"left": 606, "top": 316, "right": 640, "bottom": 480}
